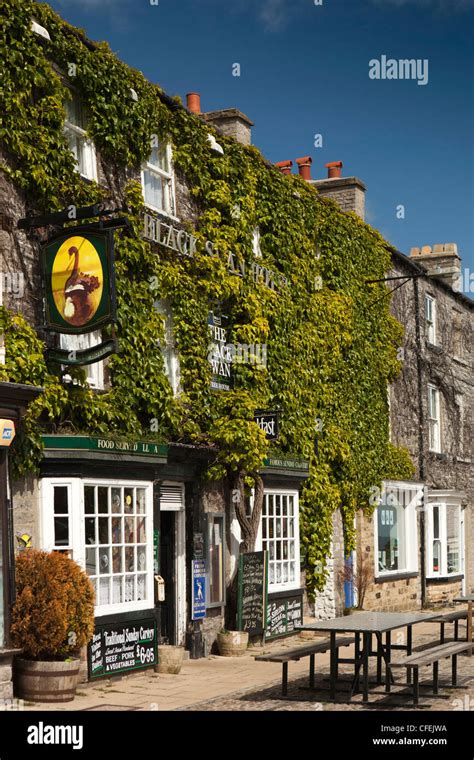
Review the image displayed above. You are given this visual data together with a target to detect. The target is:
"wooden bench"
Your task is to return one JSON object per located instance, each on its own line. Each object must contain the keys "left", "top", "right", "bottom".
{"left": 255, "top": 636, "right": 354, "bottom": 696}
{"left": 389, "top": 640, "right": 472, "bottom": 705}
{"left": 430, "top": 609, "right": 471, "bottom": 644}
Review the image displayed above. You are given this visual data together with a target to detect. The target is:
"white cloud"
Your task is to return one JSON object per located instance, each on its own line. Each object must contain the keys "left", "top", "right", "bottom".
{"left": 259, "top": 0, "right": 287, "bottom": 31}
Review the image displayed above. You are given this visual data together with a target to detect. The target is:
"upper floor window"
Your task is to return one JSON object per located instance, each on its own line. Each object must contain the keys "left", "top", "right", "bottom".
{"left": 60, "top": 330, "right": 104, "bottom": 390}
{"left": 428, "top": 384, "right": 441, "bottom": 453}
{"left": 64, "top": 92, "right": 97, "bottom": 181}
{"left": 252, "top": 228, "right": 262, "bottom": 258}
{"left": 154, "top": 300, "right": 181, "bottom": 395}
{"left": 141, "top": 141, "right": 176, "bottom": 217}
{"left": 425, "top": 294, "right": 437, "bottom": 345}
{"left": 452, "top": 309, "right": 464, "bottom": 360}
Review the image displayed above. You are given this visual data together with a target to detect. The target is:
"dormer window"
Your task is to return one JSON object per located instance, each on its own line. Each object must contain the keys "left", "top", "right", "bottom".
{"left": 64, "top": 92, "right": 97, "bottom": 181}
{"left": 141, "top": 142, "right": 176, "bottom": 217}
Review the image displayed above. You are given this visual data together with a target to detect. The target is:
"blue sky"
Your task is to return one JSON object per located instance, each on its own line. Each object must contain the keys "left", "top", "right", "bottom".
{"left": 48, "top": 0, "right": 474, "bottom": 284}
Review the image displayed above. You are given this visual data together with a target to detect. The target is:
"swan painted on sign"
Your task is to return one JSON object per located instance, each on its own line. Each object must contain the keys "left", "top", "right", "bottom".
{"left": 63, "top": 245, "right": 100, "bottom": 326}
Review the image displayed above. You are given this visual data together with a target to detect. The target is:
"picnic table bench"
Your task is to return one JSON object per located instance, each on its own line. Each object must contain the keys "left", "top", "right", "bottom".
{"left": 389, "top": 640, "right": 472, "bottom": 706}
{"left": 430, "top": 608, "right": 471, "bottom": 643}
{"left": 255, "top": 636, "right": 354, "bottom": 696}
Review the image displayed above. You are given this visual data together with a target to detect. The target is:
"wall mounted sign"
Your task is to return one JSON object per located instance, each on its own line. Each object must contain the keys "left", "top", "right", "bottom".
{"left": 42, "top": 229, "right": 116, "bottom": 334}
{"left": 208, "top": 312, "right": 232, "bottom": 391}
{"left": 143, "top": 212, "right": 287, "bottom": 292}
{"left": 237, "top": 551, "right": 268, "bottom": 636}
{"left": 41, "top": 435, "right": 168, "bottom": 460}
{"left": 0, "top": 419, "right": 15, "bottom": 447}
{"left": 192, "top": 559, "right": 207, "bottom": 620}
{"left": 88, "top": 618, "right": 157, "bottom": 679}
{"left": 254, "top": 411, "right": 279, "bottom": 441}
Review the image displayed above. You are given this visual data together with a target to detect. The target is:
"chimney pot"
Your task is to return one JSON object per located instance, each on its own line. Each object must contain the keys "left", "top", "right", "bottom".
{"left": 325, "top": 161, "right": 343, "bottom": 179}
{"left": 186, "top": 92, "right": 201, "bottom": 114}
{"left": 275, "top": 160, "right": 293, "bottom": 176}
{"left": 296, "top": 156, "right": 312, "bottom": 181}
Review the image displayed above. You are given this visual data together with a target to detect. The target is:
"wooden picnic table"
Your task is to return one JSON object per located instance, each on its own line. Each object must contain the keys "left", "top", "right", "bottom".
{"left": 454, "top": 594, "right": 474, "bottom": 655}
{"left": 298, "top": 611, "right": 440, "bottom": 702}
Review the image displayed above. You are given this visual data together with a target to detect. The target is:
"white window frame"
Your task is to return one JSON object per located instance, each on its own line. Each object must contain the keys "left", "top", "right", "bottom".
{"left": 425, "top": 294, "right": 437, "bottom": 345}
{"left": 206, "top": 513, "right": 225, "bottom": 608}
{"left": 374, "top": 481, "right": 421, "bottom": 578}
{"left": 63, "top": 92, "right": 97, "bottom": 182}
{"left": 141, "top": 142, "right": 177, "bottom": 219}
{"left": 252, "top": 227, "right": 262, "bottom": 259}
{"left": 40, "top": 477, "right": 154, "bottom": 617}
{"left": 154, "top": 299, "right": 181, "bottom": 396}
{"left": 60, "top": 331, "right": 105, "bottom": 390}
{"left": 256, "top": 488, "right": 300, "bottom": 594}
{"left": 425, "top": 502, "right": 462, "bottom": 578}
{"left": 428, "top": 384, "right": 441, "bottom": 453}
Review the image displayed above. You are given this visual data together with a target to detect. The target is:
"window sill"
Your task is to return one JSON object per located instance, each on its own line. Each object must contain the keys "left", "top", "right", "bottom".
{"left": 425, "top": 341, "right": 443, "bottom": 354}
{"left": 455, "top": 456, "right": 472, "bottom": 464}
{"left": 375, "top": 571, "right": 418, "bottom": 584}
{"left": 428, "top": 451, "right": 448, "bottom": 461}
{"left": 143, "top": 203, "right": 180, "bottom": 224}
{"left": 426, "top": 574, "right": 463, "bottom": 584}
{"left": 267, "top": 586, "right": 304, "bottom": 599}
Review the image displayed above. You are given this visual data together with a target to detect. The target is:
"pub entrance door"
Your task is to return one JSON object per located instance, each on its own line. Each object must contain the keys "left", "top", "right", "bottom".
{"left": 159, "top": 483, "right": 186, "bottom": 645}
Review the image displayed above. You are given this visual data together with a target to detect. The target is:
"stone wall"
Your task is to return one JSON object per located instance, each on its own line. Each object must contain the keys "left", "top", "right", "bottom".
{"left": 0, "top": 653, "right": 14, "bottom": 703}
{"left": 312, "top": 509, "right": 345, "bottom": 619}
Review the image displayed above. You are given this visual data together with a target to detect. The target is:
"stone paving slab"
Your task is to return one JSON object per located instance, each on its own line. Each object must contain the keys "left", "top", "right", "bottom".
{"left": 19, "top": 618, "right": 474, "bottom": 712}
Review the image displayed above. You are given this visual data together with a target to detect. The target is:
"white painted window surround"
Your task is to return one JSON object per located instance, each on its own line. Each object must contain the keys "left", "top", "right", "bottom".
{"left": 64, "top": 92, "right": 97, "bottom": 182}
{"left": 141, "top": 142, "right": 176, "bottom": 219}
{"left": 255, "top": 489, "right": 300, "bottom": 594}
{"left": 425, "top": 294, "right": 437, "bottom": 345}
{"left": 40, "top": 478, "right": 154, "bottom": 617}
{"left": 428, "top": 385, "right": 441, "bottom": 453}
{"left": 425, "top": 501, "right": 462, "bottom": 578}
{"left": 374, "top": 481, "right": 422, "bottom": 578}
{"left": 60, "top": 331, "right": 104, "bottom": 390}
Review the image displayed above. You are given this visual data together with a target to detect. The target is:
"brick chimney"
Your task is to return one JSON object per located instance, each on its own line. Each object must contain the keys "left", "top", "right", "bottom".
{"left": 409, "top": 244, "right": 462, "bottom": 288}
{"left": 309, "top": 161, "right": 366, "bottom": 220}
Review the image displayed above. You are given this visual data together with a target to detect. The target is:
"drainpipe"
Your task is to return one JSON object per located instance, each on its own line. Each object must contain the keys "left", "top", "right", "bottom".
{"left": 413, "top": 277, "right": 426, "bottom": 607}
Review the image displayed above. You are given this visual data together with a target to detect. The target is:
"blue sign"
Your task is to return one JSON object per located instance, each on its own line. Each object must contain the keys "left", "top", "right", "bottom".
{"left": 192, "top": 559, "right": 207, "bottom": 620}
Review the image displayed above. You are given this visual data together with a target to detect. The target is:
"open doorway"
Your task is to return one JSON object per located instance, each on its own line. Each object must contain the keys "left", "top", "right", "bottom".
{"left": 159, "top": 483, "right": 186, "bottom": 645}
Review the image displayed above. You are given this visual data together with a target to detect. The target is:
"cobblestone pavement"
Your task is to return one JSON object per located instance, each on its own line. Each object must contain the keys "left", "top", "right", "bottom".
{"left": 20, "top": 619, "right": 474, "bottom": 712}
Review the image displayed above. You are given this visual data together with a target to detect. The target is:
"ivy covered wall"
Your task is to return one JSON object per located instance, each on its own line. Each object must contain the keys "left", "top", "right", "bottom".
{"left": 0, "top": 0, "right": 414, "bottom": 595}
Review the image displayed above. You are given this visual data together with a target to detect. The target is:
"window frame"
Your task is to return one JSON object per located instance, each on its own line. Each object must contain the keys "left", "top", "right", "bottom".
{"left": 425, "top": 502, "right": 462, "bottom": 578}
{"left": 40, "top": 477, "right": 154, "bottom": 617}
{"left": 374, "top": 481, "right": 421, "bottom": 579}
{"left": 428, "top": 384, "right": 441, "bottom": 453}
{"left": 205, "top": 513, "right": 225, "bottom": 608}
{"left": 63, "top": 91, "right": 98, "bottom": 182}
{"left": 59, "top": 330, "right": 105, "bottom": 390}
{"left": 425, "top": 294, "right": 437, "bottom": 345}
{"left": 255, "top": 488, "right": 300, "bottom": 594}
{"left": 154, "top": 299, "right": 181, "bottom": 396}
{"left": 141, "top": 142, "right": 177, "bottom": 219}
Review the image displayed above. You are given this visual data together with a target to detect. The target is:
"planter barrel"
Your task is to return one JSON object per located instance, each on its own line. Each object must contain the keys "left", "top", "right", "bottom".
{"left": 156, "top": 646, "right": 184, "bottom": 674}
{"left": 217, "top": 631, "right": 249, "bottom": 657}
{"left": 15, "top": 658, "right": 80, "bottom": 703}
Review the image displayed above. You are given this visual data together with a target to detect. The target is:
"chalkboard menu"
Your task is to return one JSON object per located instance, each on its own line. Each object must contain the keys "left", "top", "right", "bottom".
{"left": 88, "top": 617, "right": 157, "bottom": 680}
{"left": 266, "top": 593, "right": 303, "bottom": 639}
{"left": 237, "top": 551, "right": 267, "bottom": 636}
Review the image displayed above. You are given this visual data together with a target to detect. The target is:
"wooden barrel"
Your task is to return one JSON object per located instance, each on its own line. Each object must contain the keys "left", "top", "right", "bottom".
{"left": 156, "top": 645, "right": 184, "bottom": 674}
{"left": 217, "top": 631, "right": 249, "bottom": 657}
{"left": 15, "top": 658, "right": 80, "bottom": 703}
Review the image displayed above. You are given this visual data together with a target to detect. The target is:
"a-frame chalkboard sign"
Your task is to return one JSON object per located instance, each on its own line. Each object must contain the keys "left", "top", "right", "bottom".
{"left": 237, "top": 550, "right": 268, "bottom": 636}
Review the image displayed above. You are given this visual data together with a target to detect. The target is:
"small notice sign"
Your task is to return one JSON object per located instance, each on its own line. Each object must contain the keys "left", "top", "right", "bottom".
{"left": 192, "top": 559, "right": 207, "bottom": 620}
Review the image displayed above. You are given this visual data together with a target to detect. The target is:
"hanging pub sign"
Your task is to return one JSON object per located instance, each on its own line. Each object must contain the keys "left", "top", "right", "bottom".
{"left": 254, "top": 410, "right": 279, "bottom": 441}
{"left": 208, "top": 311, "right": 232, "bottom": 391}
{"left": 41, "top": 229, "right": 117, "bottom": 365}
{"left": 42, "top": 229, "right": 116, "bottom": 334}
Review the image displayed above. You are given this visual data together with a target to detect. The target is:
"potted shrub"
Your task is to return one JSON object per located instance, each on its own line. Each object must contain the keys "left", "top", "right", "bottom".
{"left": 217, "top": 629, "right": 249, "bottom": 657}
{"left": 10, "top": 549, "right": 95, "bottom": 703}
